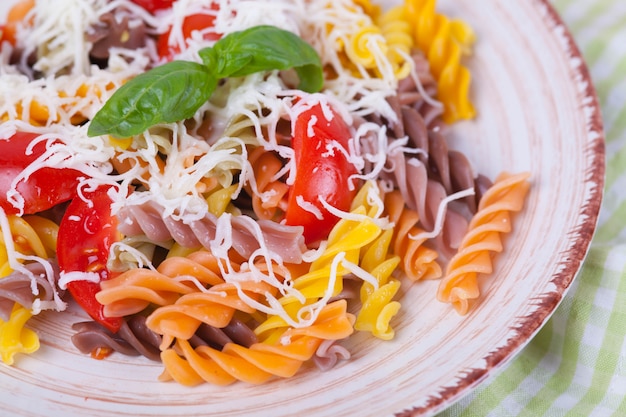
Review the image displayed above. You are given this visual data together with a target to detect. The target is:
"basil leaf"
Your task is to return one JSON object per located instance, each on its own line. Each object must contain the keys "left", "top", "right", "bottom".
{"left": 88, "top": 61, "right": 217, "bottom": 138}
{"left": 201, "top": 25, "right": 323, "bottom": 93}
{"left": 88, "top": 25, "right": 323, "bottom": 138}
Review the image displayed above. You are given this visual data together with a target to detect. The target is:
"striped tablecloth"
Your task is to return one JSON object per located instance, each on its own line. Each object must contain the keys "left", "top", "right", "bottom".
{"left": 440, "top": 0, "right": 626, "bottom": 416}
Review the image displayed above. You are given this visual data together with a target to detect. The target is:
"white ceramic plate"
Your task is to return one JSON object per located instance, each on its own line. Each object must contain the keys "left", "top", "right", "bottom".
{"left": 0, "top": 1, "right": 605, "bottom": 416}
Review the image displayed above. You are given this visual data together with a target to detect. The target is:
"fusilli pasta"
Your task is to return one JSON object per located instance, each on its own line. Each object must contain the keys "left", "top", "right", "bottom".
{"left": 437, "top": 172, "right": 531, "bottom": 314}
{"left": 159, "top": 300, "right": 354, "bottom": 386}
{"left": 375, "top": 5, "right": 414, "bottom": 79}
{"left": 383, "top": 189, "right": 441, "bottom": 281}
{"left": 244, "top": 146, "right": 289, "bottom": 221}
{"left": 403, "top": 0, "right": 476, "bottom": 122}
{"left": 0, "top": 0, "right": 533, "bottom": 385}
{"left": 97, "top": 250, "right": 227, "bottom": 317}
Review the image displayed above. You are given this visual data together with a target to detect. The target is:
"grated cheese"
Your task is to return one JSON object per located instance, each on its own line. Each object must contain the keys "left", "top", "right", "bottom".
{"left": 0, "top": 0, "right": 460, "bottom": 334}
{"left": 318, "top": 195, "right": 392, "bottom": 230}
{"left": 409, "top": 184, "right": 476, "bottom": 241}
{"left": 58, "top": 270, "right": 101, "bottom": 290}
{"left": 295, "top": 195, "right": 324, "bottom": 221}
{"left": 0, "top": 208, "right": 66, "bottom": 313}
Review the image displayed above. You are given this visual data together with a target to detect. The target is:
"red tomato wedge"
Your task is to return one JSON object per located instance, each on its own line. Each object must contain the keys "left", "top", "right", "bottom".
{"left": 57, "top": 185, "right": 123, "bottom": 333}
{"left": 157, "top": 5, "right": 222, "bottom": 61}
{"left": 284, "top": 99, "right": 358, "bottom": 244}
{"left": 0, "top": 132, "right": 83, "bottom": 215}
{"left": 130, "top": 0, "right": 174, "bottom": 14}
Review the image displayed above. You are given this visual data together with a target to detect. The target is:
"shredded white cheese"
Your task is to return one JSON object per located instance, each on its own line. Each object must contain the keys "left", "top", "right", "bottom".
{"left": 318, "top": 195, "right": 392, "bottom": 230}
{"left": 295, "top": 195, "right": 324, "bottom": 220}
{"left": 58, "top": 270, "right": 101, "bottom": 291}
{"left": 0, "top": 207, "right": 67, "bottom": 313}
{"left": 409, "top": 186, "right": 476, "bottom": 241}
{"left": 0, "top": 0, "right": 453, "bottom": 329}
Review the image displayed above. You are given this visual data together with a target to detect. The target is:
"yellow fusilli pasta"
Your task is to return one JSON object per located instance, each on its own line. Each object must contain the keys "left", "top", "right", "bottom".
{"left": 0, "top": 304, "right": 40, "bottom": 365}
{"left": 347, "top": 181, "right": 402, "bottom": 340}
{"left": 2, "top": 215, "right": 58, "bottom": 265}
{"left": 345, "top": 24, "right": 388, "bottom": 71}
{"left": 404, "top": 0, "right": 476, "bottom": 122}
{"left": 0, "top": 214, "right": 59, "bottom": 363}
{"left": 375, "top": 5, "right": 414, "bottom": 79}
{"left": 354, "top": 227, "right": 401, "bottom": 340}
{"left": 253, "top": 204, "right": 382, "bottom": 340}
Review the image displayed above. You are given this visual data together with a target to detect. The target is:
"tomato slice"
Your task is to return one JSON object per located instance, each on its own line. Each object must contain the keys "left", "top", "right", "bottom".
{"left": 130, "top": 0, "right": 174, "bottom": 13}
{"left": 157, "top": 6, "right": 222, "bottom": 61}
{"left": 284, "top": 99, "right": 358, "bottom": 244}
{"left": 0, "top": 132, "right": 83, "bottom": 215}
{"left": 57, "top": 185, "right": 123, "bottom": 333}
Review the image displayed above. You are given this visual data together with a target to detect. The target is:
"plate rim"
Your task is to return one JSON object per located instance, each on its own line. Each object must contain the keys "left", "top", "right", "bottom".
{"left": 0, "top": 0, "right": 607, "bottom": 416}
{"left": 401, "top": 1, "right": 606, "bottom": 414}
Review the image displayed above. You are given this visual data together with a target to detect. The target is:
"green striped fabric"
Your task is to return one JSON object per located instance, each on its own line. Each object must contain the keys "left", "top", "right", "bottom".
{"left": 439, "top": 0, "right": 626, "bottom": 416}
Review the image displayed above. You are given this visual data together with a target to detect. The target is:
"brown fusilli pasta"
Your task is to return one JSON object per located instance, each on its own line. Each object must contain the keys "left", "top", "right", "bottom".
{"left": 115, "top": 200, "right": 307, "bottom": 264}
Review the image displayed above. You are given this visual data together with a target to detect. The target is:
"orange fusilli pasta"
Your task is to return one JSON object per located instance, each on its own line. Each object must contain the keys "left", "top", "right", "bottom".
{"left": 146, "top": 280, "right": 277, "bottom": 345}
{"left": 437, "top": 172, "right": 531, "bottom": 314}
{"left": 244, "top": 146, "right": 289, "bottom": 221}
{"left": 97, "top": 250, "right": 226, "bottom": 317}
{"left": 383, "top": 189, "right": 442, "bottom": 281}
{"left": 159, "top": 300, "right": 354, "bottom": 386}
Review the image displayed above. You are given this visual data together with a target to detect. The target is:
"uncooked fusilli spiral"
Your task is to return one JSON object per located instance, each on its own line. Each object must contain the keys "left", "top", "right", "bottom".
{"left": 404, "top": 0, "right": 476, "bottom": 123}
{"left": 244, "top": 146, "right": 289, "bottom": 221}
{"left": 115, "top": 200, "right": 307, "bottom": 264}
{"left": 437, "top": 172, "right": 531, "bottom": 314}
{"left": 158, "top": 300, "right": 354, "bottom": 386}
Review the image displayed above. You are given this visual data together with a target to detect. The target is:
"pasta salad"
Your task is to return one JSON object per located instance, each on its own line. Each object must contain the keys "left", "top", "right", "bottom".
{"left": 0, "top": 0, "right": 529, "bottom": 385}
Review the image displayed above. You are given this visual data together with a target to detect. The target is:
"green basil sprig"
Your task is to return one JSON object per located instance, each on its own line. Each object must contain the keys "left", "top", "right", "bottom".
{"left": 88, "top": 25, "right": 323, "bottom": 138}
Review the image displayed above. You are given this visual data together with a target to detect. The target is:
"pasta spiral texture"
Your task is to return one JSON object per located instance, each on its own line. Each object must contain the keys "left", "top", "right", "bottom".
{"left": 254, "top": 181, "right": 402, "bottom": 343}
{"left": 349, "top": 182, "right": 401, "bottom": 340}
{"left": 362, "top": 98, "right": 484, "bottom": 260}
{"left": 97, "top": 250, "right": 227, "bottom": 318}
{"left": 0, "top": 214, "right": 61, "bottom": 364}
{"left": 403, "top": 0, "right": 476, "bottom": 123}
{"left": 158, "top": 300, "right": 354, "bottom": 386}
{"left": 71, "top": 315, "right": 163, "bottom": 361}
{"left": 345, "top": 25, "right": 387, "bottom": 71}
{"left": 374, "top": 5, "right": 414, "bottom": 79}
{"left": 382, "top": 189, "right": 441, "bottom": 282}
{"left": 437, "top": 172, "right": 531, "bottom": 314}
{"left": 254, "top": 207, "right": 382, "bottom": 340}
{"left": 146, "top": 279, "right": 276, "bottom": 347}
{"left": 0, "top": 304, "right": 39, "bottom": 365}
{"left": 115, "top": 200, "right": 307, "bottom": 264}
{"left": 353, "top": 227, "right": 401, "bottom": 340}
{"left": 244, "top": 146, "right": 289, "bottom": 221}
{"left": 335, "top": 3, "right": 415, "bottom": 81}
